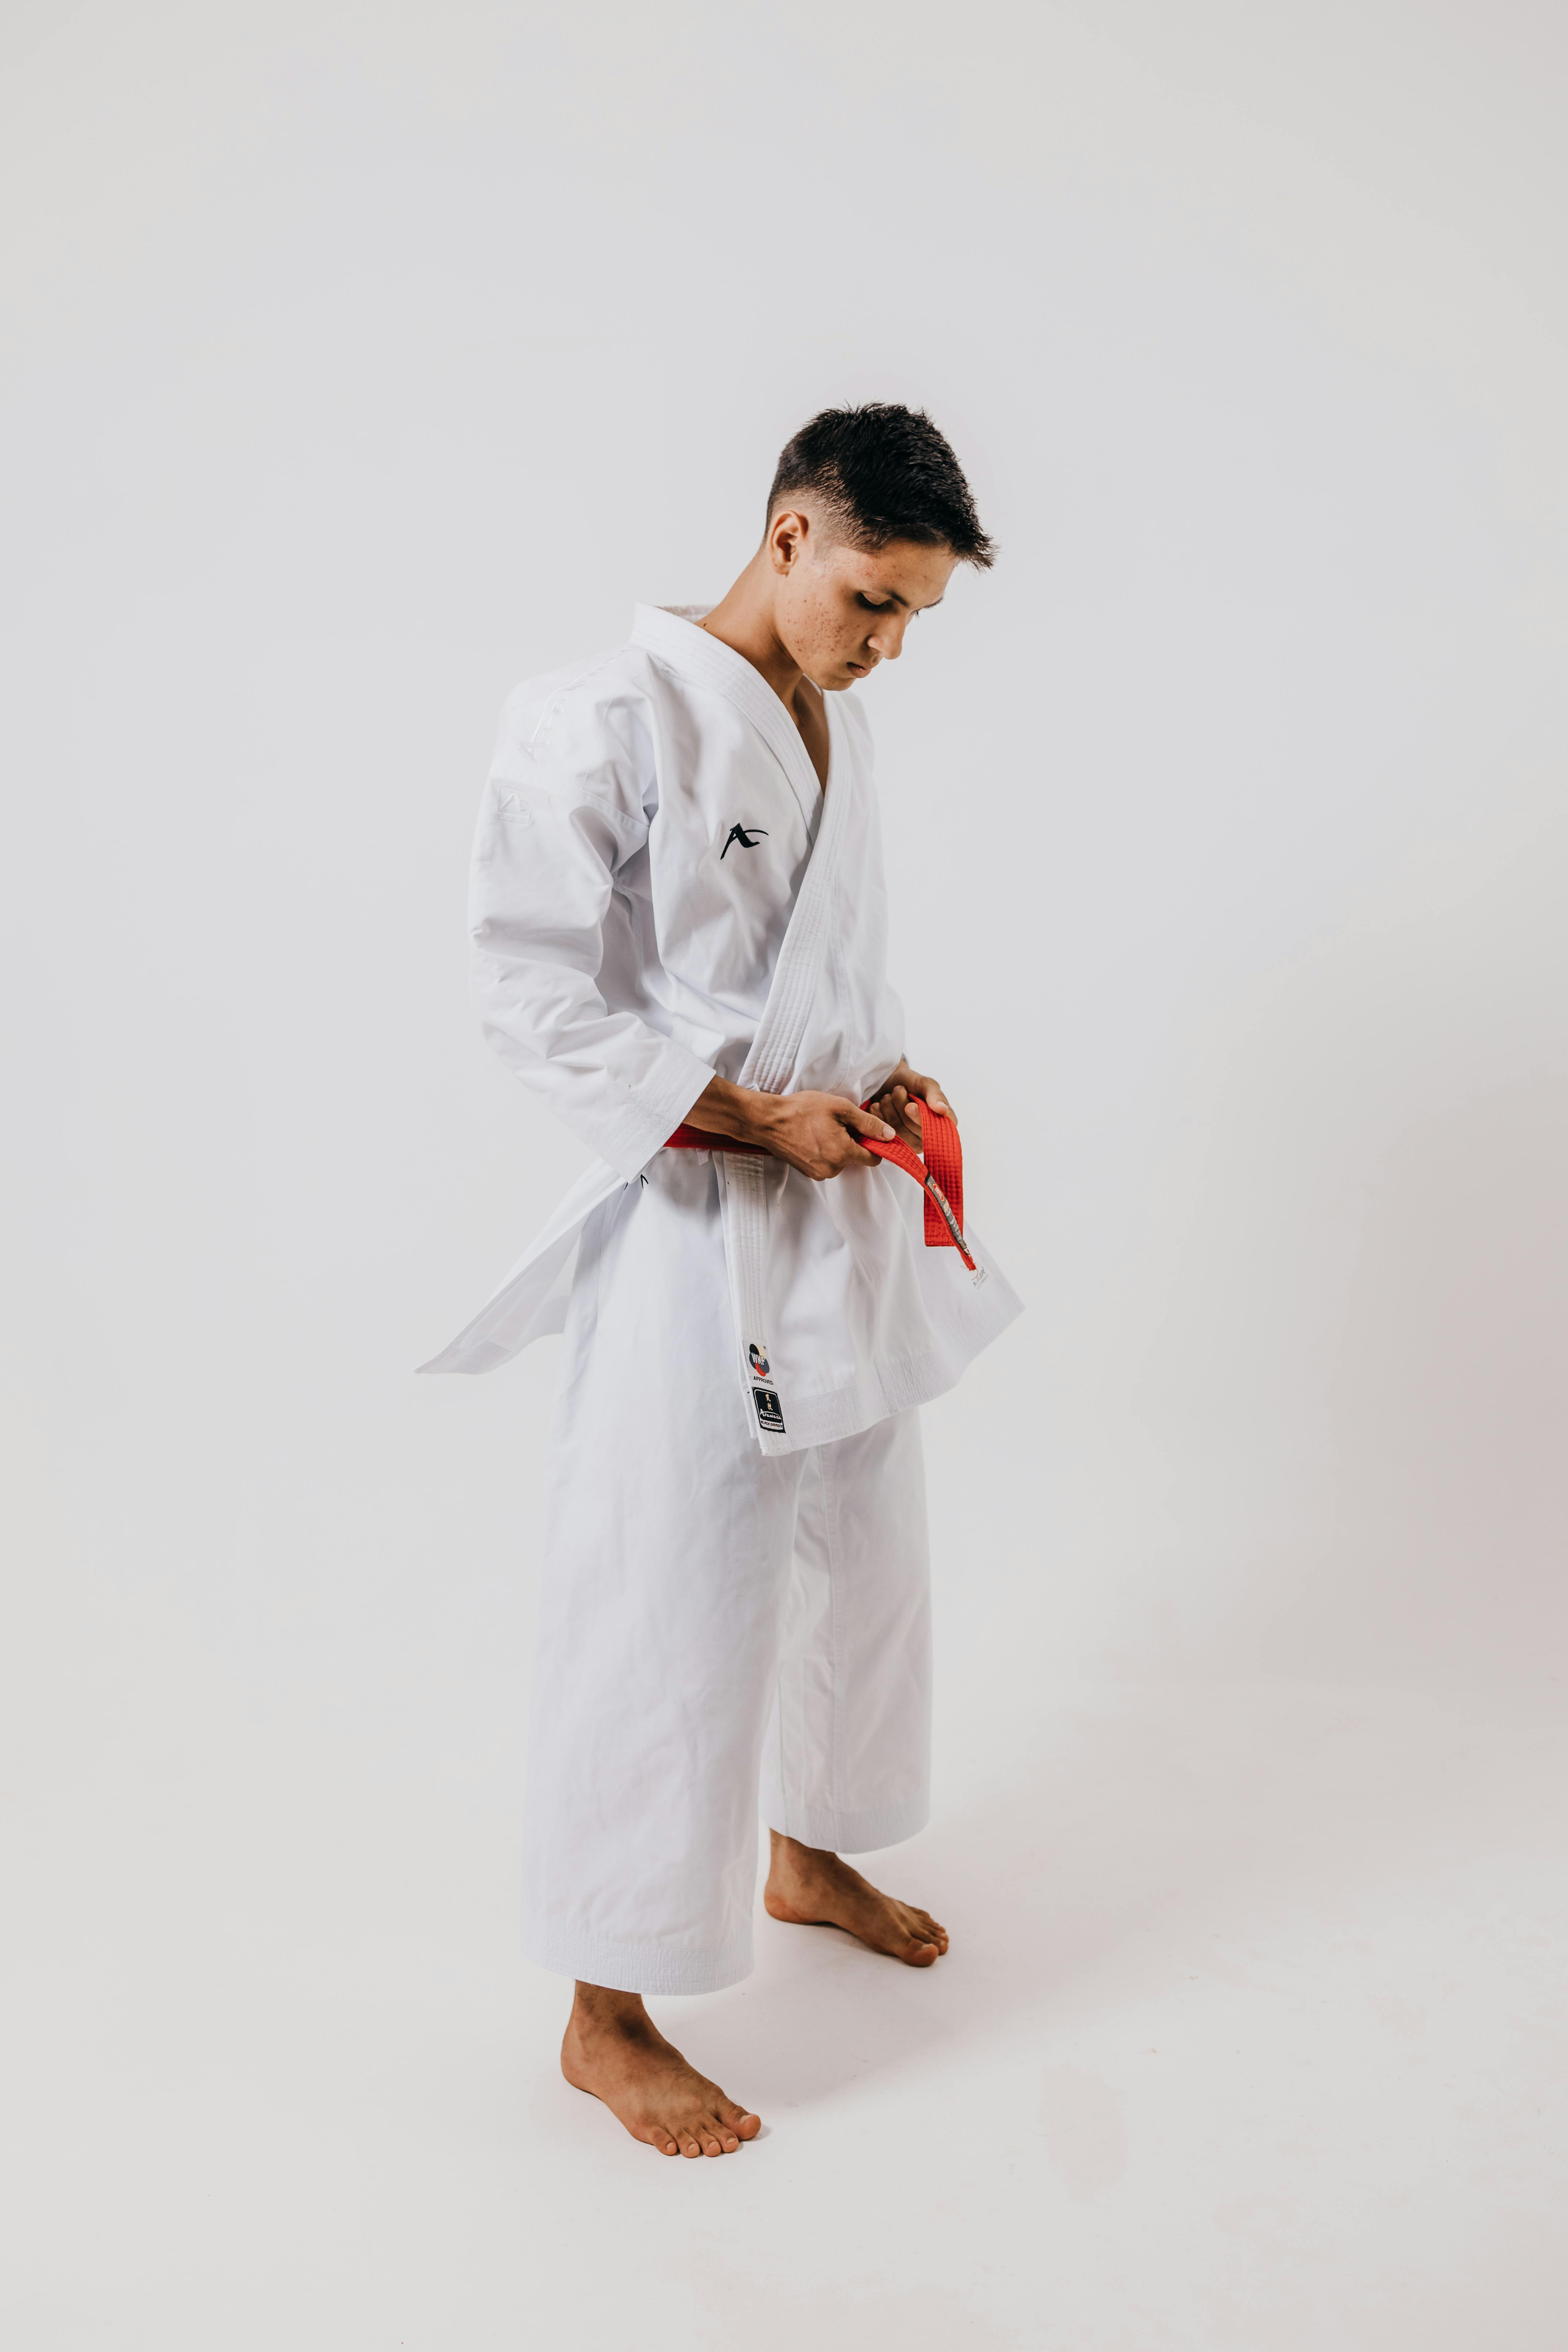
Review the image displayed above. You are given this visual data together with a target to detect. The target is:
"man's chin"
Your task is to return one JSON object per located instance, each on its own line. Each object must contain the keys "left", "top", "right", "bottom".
{"left": 803, "top": 657, "right": 871, "bottom": 693}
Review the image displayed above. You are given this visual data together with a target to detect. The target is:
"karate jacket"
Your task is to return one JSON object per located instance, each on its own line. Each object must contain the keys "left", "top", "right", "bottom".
{"left": 421, "top": 604, "right": 1021, "bottom": 1452}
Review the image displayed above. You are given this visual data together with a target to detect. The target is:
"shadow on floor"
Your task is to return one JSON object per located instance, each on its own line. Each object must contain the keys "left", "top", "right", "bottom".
{"left": 669, "top": 1678, "right": 1522, "bottom": 2113}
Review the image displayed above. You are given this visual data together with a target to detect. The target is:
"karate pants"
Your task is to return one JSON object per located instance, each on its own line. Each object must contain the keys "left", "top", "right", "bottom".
{"left": 521, "top": 1150, "right": 932, "bottom": 1995}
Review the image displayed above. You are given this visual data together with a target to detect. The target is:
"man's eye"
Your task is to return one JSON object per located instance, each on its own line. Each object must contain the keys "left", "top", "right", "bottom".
{"left": 858, "top": 595, "right": 890, "bottom": 611}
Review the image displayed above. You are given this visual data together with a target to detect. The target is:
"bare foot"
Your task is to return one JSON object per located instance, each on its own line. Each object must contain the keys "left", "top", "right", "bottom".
{"left": 561, "top": 1984, "right": 762, "bottom": 2157}
{"left": 763, "top": 1831, "right": 950, "bottom": 1966}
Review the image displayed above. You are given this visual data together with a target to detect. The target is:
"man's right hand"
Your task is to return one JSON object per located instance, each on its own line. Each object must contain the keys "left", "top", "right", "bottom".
{"left": 689, "top": 1077, "right": 895, "bottom": 1180}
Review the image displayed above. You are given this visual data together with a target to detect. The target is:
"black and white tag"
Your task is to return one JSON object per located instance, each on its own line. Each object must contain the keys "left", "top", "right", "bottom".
{"left": 752, "top": 1385, "right": 786, "bottom": 1434}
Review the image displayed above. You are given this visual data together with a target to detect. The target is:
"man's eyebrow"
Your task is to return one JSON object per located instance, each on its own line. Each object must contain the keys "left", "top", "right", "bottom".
{"left": 868, "top": 587, "right": 946, "bottom": 611}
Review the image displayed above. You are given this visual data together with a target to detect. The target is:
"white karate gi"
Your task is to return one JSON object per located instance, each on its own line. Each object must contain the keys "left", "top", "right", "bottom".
{"left": 423, "top": 606, "right": 1021, "bottom": 1991}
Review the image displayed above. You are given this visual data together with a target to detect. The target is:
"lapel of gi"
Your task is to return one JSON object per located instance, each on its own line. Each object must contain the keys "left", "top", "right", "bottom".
{"left": 630, "top": 603, "right": 826, "bottom": 835}
{"left": 738, "top": 695, "right": 848, "bottom": 1093}
{"left": 719, "top": 700, "right": 851, "bottom": 1453}
{"left": 629, "top": 607, "right": 855, "bottom": 1454}
{"left": 630, "top": 603, "right": 851, "bottom": 1092}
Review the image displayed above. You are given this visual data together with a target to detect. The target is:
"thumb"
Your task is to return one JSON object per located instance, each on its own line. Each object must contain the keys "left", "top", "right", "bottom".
{"left": 844, "top": 1102, "right": 897, "bottom": 1141}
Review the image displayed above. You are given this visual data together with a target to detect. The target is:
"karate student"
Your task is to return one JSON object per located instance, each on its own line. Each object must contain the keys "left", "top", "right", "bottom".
{"left": 424, "top": 403, "right": 1021, "bottom": 2156}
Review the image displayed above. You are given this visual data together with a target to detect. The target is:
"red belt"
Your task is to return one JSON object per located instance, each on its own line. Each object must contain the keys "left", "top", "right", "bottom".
{"left": 664, "top": 1095, "right": 975, "bottom": 1272}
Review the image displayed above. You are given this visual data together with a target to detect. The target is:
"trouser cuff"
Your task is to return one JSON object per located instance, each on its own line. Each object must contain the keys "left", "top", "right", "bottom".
{"left": 761, "top": 1790, "right": 931, "bottom": 1855}
{"left": 521, "top": 1913, "right": 755, "bottom": 1995}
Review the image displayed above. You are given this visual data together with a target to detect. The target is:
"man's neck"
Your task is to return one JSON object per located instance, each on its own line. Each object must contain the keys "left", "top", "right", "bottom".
{"left": 698, "top": 553, "right": 806, "bottom": 715}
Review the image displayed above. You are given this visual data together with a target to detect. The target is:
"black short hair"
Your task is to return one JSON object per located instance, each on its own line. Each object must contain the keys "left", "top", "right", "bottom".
{"left": 767, "top": 403, "right": 995, "bottom": 569}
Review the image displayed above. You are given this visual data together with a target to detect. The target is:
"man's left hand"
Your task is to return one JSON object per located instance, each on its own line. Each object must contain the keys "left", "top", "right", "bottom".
{"left": 868, "top": 1060, "right": 954, "bottom": 1152}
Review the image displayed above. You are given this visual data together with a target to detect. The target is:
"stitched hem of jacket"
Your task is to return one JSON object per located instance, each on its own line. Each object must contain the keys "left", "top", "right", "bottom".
{"left": 757, "top": 1333, "right": 1008, "bottom": 1455}
{"left": 747, "top": 1226, "right": 1024, "bottom": 1454}
{"left": 521, "top": 1914, "right": 754, "bottom": 1996}
{"left": 760, "top": 1790, "right": 930, "bottom": 1856}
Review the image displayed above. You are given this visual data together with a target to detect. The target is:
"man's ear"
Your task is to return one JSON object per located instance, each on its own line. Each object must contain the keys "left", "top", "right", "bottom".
{"left": 768, "top": 507, "right": 809, "bottom": 574}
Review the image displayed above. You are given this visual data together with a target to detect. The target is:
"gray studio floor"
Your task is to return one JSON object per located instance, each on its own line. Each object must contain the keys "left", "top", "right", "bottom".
{"left": 6, "top": 1635, "right": 1563, "bottom": 2350}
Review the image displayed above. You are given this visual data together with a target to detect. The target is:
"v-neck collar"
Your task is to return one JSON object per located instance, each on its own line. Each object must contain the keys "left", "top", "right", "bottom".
{"left": 631, "top": 603, "right": 828, "bottom": 829}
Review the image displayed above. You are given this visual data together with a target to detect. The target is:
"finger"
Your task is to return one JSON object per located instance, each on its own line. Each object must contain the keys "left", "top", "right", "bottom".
{"left": 842, "top": 1105, "right": 897, "bottom": 1141}
{"left": 884, "top": 1090, "right": 920, "bottom": 1147}
{"left": 903, "top": 1073, "right": 952, "bottom": 1119}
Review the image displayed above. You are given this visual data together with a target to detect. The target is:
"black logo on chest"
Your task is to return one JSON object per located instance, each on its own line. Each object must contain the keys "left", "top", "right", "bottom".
{"left": 720, "top": 823, "right": 769, "bottom": 858}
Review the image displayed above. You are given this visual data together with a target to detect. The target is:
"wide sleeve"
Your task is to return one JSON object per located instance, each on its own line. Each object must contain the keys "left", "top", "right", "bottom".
{"left": 467, "top": 684, "right": 713, "bottom": 1177}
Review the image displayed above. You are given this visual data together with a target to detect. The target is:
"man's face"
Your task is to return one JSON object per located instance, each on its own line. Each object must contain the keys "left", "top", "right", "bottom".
{"left": 770, "top": 513, "right": 958, "bottom": 692}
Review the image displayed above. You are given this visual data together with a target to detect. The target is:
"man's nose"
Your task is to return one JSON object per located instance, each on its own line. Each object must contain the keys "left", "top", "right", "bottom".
{"left": 867, "top": 616, "right": 907, "bottom": 660}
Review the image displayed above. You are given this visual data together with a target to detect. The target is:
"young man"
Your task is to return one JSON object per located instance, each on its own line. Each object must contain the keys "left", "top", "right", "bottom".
{"left": 422, "top": 404, "right": 1021, "bottom": 2156}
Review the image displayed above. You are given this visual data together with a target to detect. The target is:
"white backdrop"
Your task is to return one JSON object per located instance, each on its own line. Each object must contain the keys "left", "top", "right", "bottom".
{"left": 4, "top": 4, "right": 1567, "bottom": 2347}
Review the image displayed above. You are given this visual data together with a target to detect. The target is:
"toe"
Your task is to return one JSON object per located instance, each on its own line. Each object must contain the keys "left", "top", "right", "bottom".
{"left": 903, "top": 1935, "right": 939, "bottom": 1966}
{"left": 678, "top": 2130, "right": 703, "bottom": 2157}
